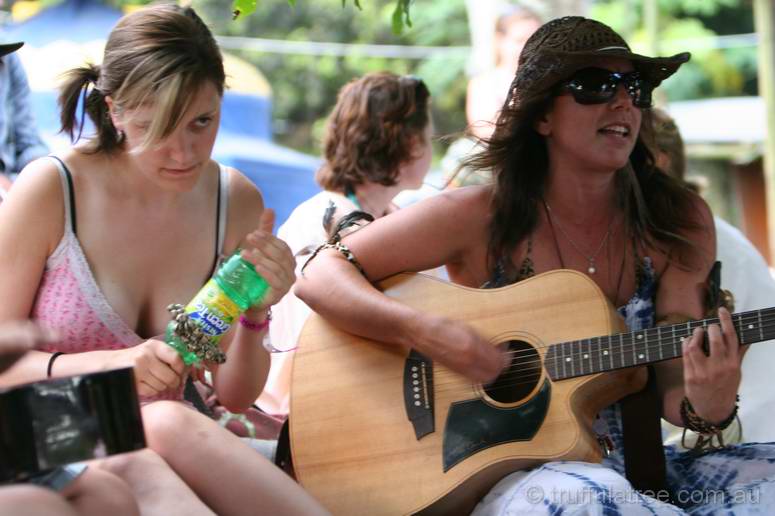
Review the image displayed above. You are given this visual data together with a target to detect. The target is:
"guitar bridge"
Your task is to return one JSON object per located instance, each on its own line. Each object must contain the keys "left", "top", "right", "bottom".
{"left": 403, "top": 350, "right": 434, "bottom": 440}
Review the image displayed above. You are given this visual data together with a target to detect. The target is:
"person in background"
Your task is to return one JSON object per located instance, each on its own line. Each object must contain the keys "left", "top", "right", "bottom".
{"left": 0, "top": 321, "right": 140, "bottom": 516}
{"left": 297, "top": 16, "right": 775, "bottom": 514}
{"left": 0, "top": 5, "right": 328, "bottom": 515}
{"left": 442, "top": 4, "right": 542, "bottom": 187}
{"left": 256, "top": 72, "right": 433, "bottom": 419}
{"left": 0, "top": 41, "right": 48, "bottom": 189}
{"left": 466, "top": 4, "right": 543, "bottom": 141}
{"left": 650, "top": 107, "right": 775, "bottom": 445}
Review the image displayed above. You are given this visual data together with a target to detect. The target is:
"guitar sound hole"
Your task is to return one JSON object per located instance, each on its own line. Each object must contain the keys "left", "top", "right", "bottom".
{"left": 483, "top": 340, "right": 541, "bottom": 404}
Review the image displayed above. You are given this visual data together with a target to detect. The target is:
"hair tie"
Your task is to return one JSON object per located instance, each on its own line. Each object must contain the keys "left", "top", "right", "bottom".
{"left": 74, "top": 65, "right": 102, "bottom": 143}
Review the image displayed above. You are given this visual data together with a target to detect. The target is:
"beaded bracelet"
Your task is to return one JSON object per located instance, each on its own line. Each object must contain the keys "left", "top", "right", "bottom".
{"left": 680, "top": 395, "right": 739, "bottom": 452}
{"left": 239, "top": 310, "right": 271, "bottom": 333}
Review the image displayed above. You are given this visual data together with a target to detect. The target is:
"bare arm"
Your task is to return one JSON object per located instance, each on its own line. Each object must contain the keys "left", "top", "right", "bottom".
{"left": 0, "top": 158, "right": 186, "bottom": 396}
{"left": 0, "top": 158, "right": 70, "bottom": 385}
{"left": 653, "top": 197, "right": 741, "bottom": 427}
{"left": 296, "top": 187, "right": 505, "bottom": 383}
{"left": 207, "top": 169, "right": 295, "bottom": 412}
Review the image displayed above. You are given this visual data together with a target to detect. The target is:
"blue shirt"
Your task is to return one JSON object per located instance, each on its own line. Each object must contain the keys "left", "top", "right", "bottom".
{"left": 0, "top": 52, "right": 47, "bottom": 175}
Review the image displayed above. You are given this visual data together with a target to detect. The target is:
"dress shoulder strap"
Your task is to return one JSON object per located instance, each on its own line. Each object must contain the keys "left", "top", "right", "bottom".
{"left": 48, "top": 156, "right": 77, "bottom": 235}
{"left": 216, "top": 164, "right": 230, "bottom": 258}
{"left": 210, "top": 164, "right": 230, "bottom": 275}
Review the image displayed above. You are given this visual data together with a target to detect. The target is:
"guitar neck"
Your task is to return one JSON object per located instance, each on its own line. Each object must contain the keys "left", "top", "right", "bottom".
{"left": 545, "top": 307, "right": 775, "bottom": 381}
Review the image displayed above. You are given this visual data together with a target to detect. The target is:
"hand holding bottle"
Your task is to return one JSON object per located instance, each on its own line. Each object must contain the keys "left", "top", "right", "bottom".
{"left": 108, "top": 338, "right": 186, "bottom": 397}
{"left": 239, "top": 208, "right": 296, "bottom": 313}
{"left": 164, "top": 208, "right": 296, "bottom": 365}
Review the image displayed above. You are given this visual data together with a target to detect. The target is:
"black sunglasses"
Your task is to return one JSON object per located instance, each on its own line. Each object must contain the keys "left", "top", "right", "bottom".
{"left": 560, "top": 67, "right": 654, "bottom": 109}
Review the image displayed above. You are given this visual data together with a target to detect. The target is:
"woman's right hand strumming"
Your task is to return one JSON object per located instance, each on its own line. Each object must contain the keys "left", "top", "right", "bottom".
{"left": 107, "top": 339, "right": 186, "bottom": 397}
{"left": 412, "top": 313, "right": 506, "bottom": 384}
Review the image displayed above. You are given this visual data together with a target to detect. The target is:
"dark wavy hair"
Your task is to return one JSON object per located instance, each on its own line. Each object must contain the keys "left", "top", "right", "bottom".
{"left": 316, "top": 72, "right": 431, "bottom": 192}
{"left": 59, "top": 4, "right": 225, "bottom": 154}
{"left": 462, "top": 81, "right": 706, "bottom": 280}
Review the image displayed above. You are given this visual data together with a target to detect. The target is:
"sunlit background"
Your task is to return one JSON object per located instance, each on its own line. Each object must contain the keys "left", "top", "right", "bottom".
{"left": 0, "top": 0, "right": 768, "bottom": 258}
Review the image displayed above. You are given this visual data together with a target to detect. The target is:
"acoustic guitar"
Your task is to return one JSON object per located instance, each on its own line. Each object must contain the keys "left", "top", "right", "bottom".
{"left": 0, "top": 367, "right": 146, "bottom": 482}
{"left": 289, "top": 270, "right": 772, "bottom": 515}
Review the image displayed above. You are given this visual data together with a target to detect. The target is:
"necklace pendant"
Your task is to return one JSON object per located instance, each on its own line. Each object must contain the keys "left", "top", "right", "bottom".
{"left": 588, "top": 264, "right": 596, "bottom": 274}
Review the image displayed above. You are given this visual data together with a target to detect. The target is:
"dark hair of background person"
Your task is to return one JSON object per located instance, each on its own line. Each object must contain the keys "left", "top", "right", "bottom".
{"left": 58, "top": 4, "right": 225, "bottom": 154}
{"left": 316, "top": 72, "right": 431, "bottom": 192}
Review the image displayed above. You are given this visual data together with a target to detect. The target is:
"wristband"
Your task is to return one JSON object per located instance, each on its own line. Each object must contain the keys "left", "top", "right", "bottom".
{"left": 47, "top": 351, "right": 65, "bottom": 378}
{"left": 680, "top": 395, "right": 739, "bottom": 435}
{"left": 239, "top": 310, "right": 271, "bottom": 332}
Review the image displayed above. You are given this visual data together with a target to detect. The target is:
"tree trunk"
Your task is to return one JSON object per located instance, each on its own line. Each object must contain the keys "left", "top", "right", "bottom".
{"left": 754, "top": 0, "right": 775, "bottom": 264}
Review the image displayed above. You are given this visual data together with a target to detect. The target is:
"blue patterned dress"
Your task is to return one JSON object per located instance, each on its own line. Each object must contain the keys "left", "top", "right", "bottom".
{"left": 473, "top": 258, "right": 775, "bottom": 515}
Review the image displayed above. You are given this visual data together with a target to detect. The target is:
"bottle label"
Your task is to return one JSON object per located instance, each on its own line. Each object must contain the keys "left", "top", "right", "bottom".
{"left": 184, "top": 279, "right": 241, "bottom": 342}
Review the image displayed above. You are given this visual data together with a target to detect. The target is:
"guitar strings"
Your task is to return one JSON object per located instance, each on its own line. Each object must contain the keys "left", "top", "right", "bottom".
{"left": 433, "top": 320, "right": 764, "bottom": 390}
{"left": 426, "top": 313, "right": 775, "bottom": 393}
{"left": 429, "top": 328, "right": 772, "bottom": 395}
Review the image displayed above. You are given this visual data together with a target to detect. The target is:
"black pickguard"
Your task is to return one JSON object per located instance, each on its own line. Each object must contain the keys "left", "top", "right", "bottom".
{"left": 442, "top": 379, "right": 551, "bottom": 471}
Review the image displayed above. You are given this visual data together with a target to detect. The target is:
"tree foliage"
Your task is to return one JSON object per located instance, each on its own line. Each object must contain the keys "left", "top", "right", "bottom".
{"left": 195, "top": 0, "right": 468, "bottom": 155}
{"left": 232, "top": 0, "right": 413, "bottom": 34}
{"left": 591, "top": 0, "right": 756, "bottom": 100}
{"left": 88, "top": 0, "right": 755, "bottom": 156}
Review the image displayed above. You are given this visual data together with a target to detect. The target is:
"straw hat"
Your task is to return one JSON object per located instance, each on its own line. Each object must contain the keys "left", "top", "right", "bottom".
{"left": 508, "top": 16, "right": 690, "bottom": 107}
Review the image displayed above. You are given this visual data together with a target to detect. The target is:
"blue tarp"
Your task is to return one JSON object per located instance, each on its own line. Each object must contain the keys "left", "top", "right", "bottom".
{"left": 4, "top": 0, "right": 122, "bottom": 45}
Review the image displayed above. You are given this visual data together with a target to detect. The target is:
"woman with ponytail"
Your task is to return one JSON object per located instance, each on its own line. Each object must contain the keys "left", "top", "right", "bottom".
{"left": 0, "top": 4, "right": 327, "bottom": 515}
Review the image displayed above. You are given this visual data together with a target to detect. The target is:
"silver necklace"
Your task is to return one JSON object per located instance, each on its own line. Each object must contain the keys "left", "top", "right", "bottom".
{"left": 544, "top": 201, "right": 614, "bottom": 275}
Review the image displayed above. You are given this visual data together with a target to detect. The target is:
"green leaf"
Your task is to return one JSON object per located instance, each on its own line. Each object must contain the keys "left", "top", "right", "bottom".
{"left": 287, "top": 0, "right": 296, "bottom": 6}
{"left": 391, "top": 0, "right": 412, "bottom": 35}
{"left": 232, "top": 0, "right": 257, "bottom": 20}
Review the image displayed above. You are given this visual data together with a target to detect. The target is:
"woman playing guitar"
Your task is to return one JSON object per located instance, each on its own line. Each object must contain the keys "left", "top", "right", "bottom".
{"left": 298, "top": 16, "right": 775, "bottom": 515}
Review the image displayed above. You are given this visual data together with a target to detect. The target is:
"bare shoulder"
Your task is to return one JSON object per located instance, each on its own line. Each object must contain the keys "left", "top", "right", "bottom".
{"left": 221, "top": 165, "right": 265, "bottom": 250}
{"left": 413, "top": 184, "right": 492, "bottom": 231}
{"left": 378, "top": 184, "right": 493, "bottom": 248}
{"left": 0, "top": 157, "right": 66, "bottom": 251}
{"left": 343, "top": 185, "right": 493, "bottom": 280}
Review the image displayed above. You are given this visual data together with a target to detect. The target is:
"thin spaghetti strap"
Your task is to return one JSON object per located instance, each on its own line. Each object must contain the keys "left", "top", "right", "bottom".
{"left": 210, "top": 164, "right": 230, "bottom": 276}
{"left": 48, "top": 156, "right": 77, "bottom": 236}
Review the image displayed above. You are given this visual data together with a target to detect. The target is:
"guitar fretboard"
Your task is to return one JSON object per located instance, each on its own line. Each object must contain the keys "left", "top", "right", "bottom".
{"left": 544, "top": 307, "right": 775, "bottom": 380}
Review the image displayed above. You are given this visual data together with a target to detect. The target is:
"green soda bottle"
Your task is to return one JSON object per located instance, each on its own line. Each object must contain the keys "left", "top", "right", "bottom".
{"left": 166, "top": 251, "right": 270, "bottom": 365}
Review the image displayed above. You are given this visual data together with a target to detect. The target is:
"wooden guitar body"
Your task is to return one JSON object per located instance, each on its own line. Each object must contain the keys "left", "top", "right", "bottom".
{"left": 290, "top": 270, "right": 647, "bottom": 515}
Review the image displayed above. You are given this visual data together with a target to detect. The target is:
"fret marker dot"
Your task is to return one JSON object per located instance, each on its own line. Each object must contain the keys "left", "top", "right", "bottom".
{"left": 603, "top": 350, "right": 609, "bottom": 355}
{"left": 637, "top": 334, "right": 643, "bottom": 340}
{"left": 638, "top": 354, "right": 645, "bottom": 360}
{"left": 583, "top": 354, "right": 589, "bottom": 359}
{"left": 749, "top": 324, "right": 755, "bottom": 329}
{"left": 566, "top": 357, "right": 572, "bottom": 362}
